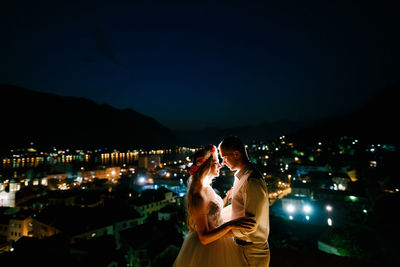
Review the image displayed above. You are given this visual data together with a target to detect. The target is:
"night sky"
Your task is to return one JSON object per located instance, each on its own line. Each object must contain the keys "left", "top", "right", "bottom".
{"left": 1, "top": 0, "right": 399, "bottom": 130}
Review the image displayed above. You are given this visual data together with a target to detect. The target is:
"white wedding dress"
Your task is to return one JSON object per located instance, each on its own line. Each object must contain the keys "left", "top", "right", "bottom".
{"left": 173, "top": 188, "right": 244, "bottom": 267}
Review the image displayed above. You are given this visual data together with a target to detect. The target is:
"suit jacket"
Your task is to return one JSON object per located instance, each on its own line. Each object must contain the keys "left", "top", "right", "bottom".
{"left": 231, "top": 163, "right": 269, "bottom": 245}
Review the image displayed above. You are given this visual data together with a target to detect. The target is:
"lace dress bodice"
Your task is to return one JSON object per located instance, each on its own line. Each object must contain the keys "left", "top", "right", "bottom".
{"left": 206, "top": 190, "right": 224, "bottom": 228}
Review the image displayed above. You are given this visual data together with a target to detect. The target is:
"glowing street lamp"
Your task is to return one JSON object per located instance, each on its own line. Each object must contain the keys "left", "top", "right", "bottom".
{"left": 303, "top": 204, "right": 312, "bottom": 214}
{"left": 286, "top": 204, "right": 295, "bottom": 213}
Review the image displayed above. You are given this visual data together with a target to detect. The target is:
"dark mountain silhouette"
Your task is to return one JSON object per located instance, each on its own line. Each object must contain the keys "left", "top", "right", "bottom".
{"left": 176, "top": 82, "right": 399, "bottom": 146}
{"left": 0, "top": 84, "right": 177, "bottom": 152}
{"left": 1, "top": 82, "right": 397, "bottom": 153}
{"left": 288, "top": 82, "right": 399, "bottom": 145}
{"left": 175, "top": 119, "right": 316, "bottom": 146}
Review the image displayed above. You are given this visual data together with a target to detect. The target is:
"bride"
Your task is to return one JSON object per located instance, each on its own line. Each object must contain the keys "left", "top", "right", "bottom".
{"left": 173, "top": 145, "right": 255, "bottom": 267}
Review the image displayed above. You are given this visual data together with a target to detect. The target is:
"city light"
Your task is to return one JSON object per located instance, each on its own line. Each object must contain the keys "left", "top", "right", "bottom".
{"left": 286, "top": 204, "right": 295, "bottom": 213}
{"left": 327, "top": 218, "right": 333, "bottom": 226}
{"left": 326, "top": 205, "right": 333, "bottom": 212}
{"left": 348, "top": 195, "right": 359, "bottom": 202}
{"left": 58, "top": 183, "right": 69, "bottom": 190}
{"left": 303, "top": 204, "right": 312, "bottom": 214}
{"left": 138, "top": 177, "right": 146, "bottom": 184}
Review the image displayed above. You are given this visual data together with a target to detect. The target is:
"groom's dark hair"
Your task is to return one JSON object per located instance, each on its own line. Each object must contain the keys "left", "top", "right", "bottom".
{"left": 219, "top": 136, "right": 248, "bottom": 159}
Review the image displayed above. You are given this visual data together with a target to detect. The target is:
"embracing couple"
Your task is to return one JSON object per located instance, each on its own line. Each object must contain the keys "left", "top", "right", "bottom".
{"left": 173, "top": 136, "right": 270, "bottom": 267}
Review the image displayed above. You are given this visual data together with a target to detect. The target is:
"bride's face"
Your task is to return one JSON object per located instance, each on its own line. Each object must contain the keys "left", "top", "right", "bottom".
{"left": 209, "top": 153, "right": 221, "bottom": 177}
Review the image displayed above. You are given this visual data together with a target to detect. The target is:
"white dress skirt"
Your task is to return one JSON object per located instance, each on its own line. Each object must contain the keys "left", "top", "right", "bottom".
{"left": 173, "top": 231, "right": 244, "bottom": 267}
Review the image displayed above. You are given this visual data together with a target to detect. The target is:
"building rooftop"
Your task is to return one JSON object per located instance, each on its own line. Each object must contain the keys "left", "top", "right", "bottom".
{"left": 0, "top": 207, "right": 32, "bottom": 221}
{"left": 158, "top": 204, "right": 177, "bottom": 214}
{"left": 131, "top": 187, "right": 175, "bottom": 207}
{"left": 35, "top": 206, "right": 141, "bottom": 235}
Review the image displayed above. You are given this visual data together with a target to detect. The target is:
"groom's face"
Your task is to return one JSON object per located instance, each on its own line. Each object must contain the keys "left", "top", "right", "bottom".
{"left": 219, "top": 148, "right": 238, "bottom": 171}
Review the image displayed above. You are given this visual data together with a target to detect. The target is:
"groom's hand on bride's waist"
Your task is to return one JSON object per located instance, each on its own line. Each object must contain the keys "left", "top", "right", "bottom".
{"left": 229, "top": 216, "right": 256, "bottom": 230}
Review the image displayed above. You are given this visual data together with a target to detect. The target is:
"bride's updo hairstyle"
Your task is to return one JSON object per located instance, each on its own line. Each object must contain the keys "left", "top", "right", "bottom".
{"left": 186, "top": 144, "right": 217, "bottom": 232}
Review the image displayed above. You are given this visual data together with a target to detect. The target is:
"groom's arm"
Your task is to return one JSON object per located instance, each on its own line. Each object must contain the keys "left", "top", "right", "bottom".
{"left": 232, "top": 178, "right": 267, "bottom": 238}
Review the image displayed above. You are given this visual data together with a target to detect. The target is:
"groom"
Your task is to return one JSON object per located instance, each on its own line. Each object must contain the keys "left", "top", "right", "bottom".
{"left": 219, "top": 136, "right": 270, "bottom": 267}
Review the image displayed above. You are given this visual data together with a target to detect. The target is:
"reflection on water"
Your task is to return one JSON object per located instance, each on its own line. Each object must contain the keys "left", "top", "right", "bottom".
{"left": 1, "top": 147, "right": 197, "bottom": 169}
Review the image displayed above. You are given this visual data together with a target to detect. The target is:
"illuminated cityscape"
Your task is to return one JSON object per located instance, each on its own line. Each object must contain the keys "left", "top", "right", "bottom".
{"left": 0, "top": 134, "right": 397, "bottom": 266}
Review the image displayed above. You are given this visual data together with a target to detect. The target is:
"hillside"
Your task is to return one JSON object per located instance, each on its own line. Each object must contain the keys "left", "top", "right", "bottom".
{"left": 175, "top": 119, "right": 315, "bottom": 146}
{"left": 289, "top": 82, "right": 399, "bottom": 145}
{"left": 175, "top": 82, "right": 399, "bottom": 146}
{"left": 0, "top": 84, "right": 177, "bottom": 152}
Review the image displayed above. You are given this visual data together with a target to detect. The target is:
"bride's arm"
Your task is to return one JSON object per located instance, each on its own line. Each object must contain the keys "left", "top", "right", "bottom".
{"left": 192, "top": 195, "right": 254, "bottom": 245}
{"left": 223, "top": 229, "right": 235, "bottom": 237}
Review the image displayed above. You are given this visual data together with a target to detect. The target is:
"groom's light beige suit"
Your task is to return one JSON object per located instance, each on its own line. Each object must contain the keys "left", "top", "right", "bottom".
{"left": 228, "top": 163, "right": 270, "bottom": 267}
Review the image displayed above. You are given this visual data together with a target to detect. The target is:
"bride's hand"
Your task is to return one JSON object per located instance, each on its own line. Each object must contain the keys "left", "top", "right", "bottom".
{"left": 223, "top": 187, "right": 233, "bottom": 206}
{"left": 228, "top": 216, "right": 256, "bottom": 230}
{"left": 225, "top": 187, "right": 233, "bottom": 200}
